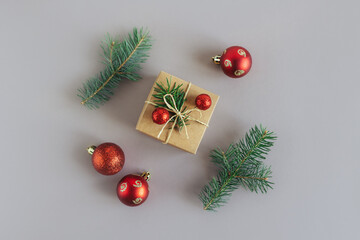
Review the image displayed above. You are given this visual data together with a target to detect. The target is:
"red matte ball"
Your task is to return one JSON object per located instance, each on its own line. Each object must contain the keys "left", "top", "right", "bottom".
{"left": 152, "top": 107, "right": 170, "bottom": 124}
{"left": 220, "top": 46, "right": 252, "bottom": 78}
{"left": 91, "top": 143, "right": 125, "bottom": 175}
{"left": 117, "top": 174, "right": 149, "bottom": 207}
{"left": 195, "top": 94, "right": 212, "bottom": 110}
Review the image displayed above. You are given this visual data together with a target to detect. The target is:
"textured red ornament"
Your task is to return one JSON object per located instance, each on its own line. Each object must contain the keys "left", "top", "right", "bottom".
{"left": 152, "top": 107, "right": 170, "bottom": 124}
{"left": 217, "top": 46, "right": 252, "bottom": 78}
{"left": 195, "top": 94, "right": 212, "bottom": 110}
{"left": 117, "top": 172, "right": 150, "bottom": 207}
{"left": 90, "top": 143, "right": 125, "bottom": 175}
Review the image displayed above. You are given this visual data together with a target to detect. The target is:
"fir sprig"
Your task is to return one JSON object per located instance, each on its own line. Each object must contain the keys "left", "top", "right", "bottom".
{"left": 77, "top": 27, "right": 152, "bottom": 109}
{"left": 151, "top": 77, "right": 189, "bottom": 129}
{"left": 199, "top": 125, "right": 277, "bottom": 211}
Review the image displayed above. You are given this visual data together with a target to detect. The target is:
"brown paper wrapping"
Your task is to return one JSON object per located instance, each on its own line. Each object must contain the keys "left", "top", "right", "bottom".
{"left": 136, "top": 71, "right": 219, "bottom": 154}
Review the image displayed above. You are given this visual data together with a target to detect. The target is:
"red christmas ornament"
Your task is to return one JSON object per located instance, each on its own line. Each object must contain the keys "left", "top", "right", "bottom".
{"left": 212, "top": 46, "right": 252, "bottom": 78}
{"left": 87, "top": 142, "right": 125, "bottom": 175}
{"left": 117, "top": 172, "right": 150, "bottom": 207}
{"left": 152, "top": 107, "right": 170, "bottom": 124}
{"left": 195, "top": 94, "right": 212, "bottom": 110}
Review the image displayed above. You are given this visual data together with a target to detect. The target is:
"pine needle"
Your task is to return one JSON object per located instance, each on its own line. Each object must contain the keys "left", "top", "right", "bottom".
{"left": 199, "top": 125, "right": 277, "bottom": 211}
{"left": 77, "top": 27, "right": 152, "bottom": 109}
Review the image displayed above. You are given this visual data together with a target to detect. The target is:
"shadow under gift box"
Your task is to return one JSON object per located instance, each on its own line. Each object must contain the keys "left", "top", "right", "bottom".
{"left": 136, "top": 71, "right": 220, "bottom": 154}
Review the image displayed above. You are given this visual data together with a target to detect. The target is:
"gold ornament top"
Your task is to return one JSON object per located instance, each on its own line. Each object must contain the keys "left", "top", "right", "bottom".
{"left": 141, "top": 171, "right": 151, "bottom": 181}
{"left": 212, "top": 55, "right": 221, "bottom": 64}
{"left": 87, "top": 145, "right": 97, "bottom": 155}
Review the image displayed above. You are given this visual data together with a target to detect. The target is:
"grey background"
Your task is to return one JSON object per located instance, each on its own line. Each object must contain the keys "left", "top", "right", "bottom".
{"left": 1, "top": 0, "right": 359, "bottom": 239}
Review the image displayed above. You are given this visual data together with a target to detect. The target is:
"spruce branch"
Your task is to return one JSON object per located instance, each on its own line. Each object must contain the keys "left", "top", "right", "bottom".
{"left": 199, "top": 125, "right": 277, "bottom": 211}
{"left": 77, "top": 27, "right": 152, "bottom": 109}
{"left": 151, "top": 77, "right": 189, "bottom": 129}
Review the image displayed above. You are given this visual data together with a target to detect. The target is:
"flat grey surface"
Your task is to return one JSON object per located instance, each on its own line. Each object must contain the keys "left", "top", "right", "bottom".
{"left": 1, "top": 1, "right": 359, "bottom": 239}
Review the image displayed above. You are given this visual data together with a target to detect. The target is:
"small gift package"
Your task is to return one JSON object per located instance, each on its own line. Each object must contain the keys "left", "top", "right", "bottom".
{"left": 136, "top": 71, "right": 219, "bottom": 154}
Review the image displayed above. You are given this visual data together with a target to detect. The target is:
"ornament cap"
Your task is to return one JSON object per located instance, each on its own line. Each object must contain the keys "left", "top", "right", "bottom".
{"left": 212, "top": 55, "right": 221, "bottom": 64}
{"left": 141, "top": 171, "right": 151, "bottom": 181}
{"left": 87, "top": 145, "right": 97, "bottom": 155}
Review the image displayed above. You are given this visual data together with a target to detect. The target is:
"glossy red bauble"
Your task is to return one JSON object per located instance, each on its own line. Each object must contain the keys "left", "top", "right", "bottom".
{"left": 117, "top": 172, "right": 150, "bottom": 207}
{"left": 214, "top": 46, "right": 252, "bottom": 78}
{"left": 152, "top": 107, "right": 170, "bottom": 124}
{"left": 88, "top": 142, "right": 125, "bottom": 175}
{"left": 195, "top": 94, "right": 212, "bottom": 110}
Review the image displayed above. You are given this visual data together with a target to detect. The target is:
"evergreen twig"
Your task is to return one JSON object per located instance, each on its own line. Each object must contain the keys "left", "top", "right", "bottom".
{"left": 199, "top": 125, "right": 277, "bottom": 211}
{"left": 151, "top": 77, "right": 189, "bottom": 129}
{"left": 77, "top": 27, "right": 152, "bottom": 109}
